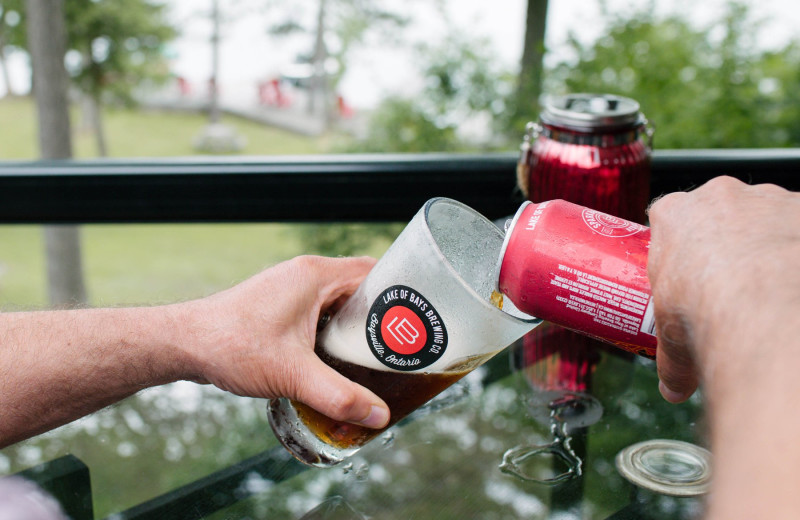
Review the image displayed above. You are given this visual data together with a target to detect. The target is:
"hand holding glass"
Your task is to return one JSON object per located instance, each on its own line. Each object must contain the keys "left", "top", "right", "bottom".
{"left": 268, "top": 198, "right": 539, "bottom": 467}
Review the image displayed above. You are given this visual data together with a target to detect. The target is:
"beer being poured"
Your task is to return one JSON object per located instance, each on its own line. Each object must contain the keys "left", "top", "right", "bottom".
{"left": 490, "top": 290, "right": 504, "bottom": 310}
{"left": 291, "top": 343, "right": 479, "bottom": 454}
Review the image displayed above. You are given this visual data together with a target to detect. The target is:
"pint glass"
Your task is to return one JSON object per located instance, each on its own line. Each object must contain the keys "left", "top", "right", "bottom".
{"left": 268, "top": 198, "right": 540, "bottom": 467}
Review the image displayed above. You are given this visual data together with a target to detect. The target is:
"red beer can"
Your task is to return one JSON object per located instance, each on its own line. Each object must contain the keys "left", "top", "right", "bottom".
{"left": 497, "top": 199, "right": 656, "bottom": 358}
{"left": 517, "top": 93, "right": 653, "bottom": 223}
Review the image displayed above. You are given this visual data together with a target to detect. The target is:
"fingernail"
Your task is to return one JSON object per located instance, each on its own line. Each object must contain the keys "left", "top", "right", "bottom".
{"left": 356, "top": 405, "right": 390, "bottom": 429}
{"left": 659, "top": 380, "right": 689, "bottom": 403}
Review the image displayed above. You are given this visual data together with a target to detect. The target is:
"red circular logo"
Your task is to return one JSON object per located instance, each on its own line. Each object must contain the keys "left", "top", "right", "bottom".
{"left": 367, "top": 285, "right": 448, "bottom": 371}
{"left": 581, "top": 208, "right": 645, "bottom": 238}
{"left": 380, "top": 306, "right": 427, "bottom": 355}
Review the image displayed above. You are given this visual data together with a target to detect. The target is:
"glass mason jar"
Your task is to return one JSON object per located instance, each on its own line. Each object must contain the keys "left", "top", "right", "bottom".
{"left": 517, "top": 93, "right": 654, "bottom": 224}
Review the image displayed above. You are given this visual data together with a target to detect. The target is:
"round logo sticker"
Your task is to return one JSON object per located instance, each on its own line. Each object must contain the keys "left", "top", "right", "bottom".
{"left": 582, "top": 208, "right": 646, "bottom": 238}
{"left": 365, "top": 285, "right": 448, "bottom": 371}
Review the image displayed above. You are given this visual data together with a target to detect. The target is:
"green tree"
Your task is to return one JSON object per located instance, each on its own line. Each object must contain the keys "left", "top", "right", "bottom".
{"left": 0, "top": 0, "right": 25, "bottom": 94}
{"left": 268, "top": 0, "right": 408, "bottom": 129}
{"left": 64, "top": 0, "right": 176, "bottom": 156}
{"left": 548, "top": 1, "right": 800, "bottom": 149}
{"left": 352, "top": 33, "right": 512, "bottom": 154}
{"left": 352, "top": 98, "right": 462, "bottom": 153}
{"left": 759, "top": 41, "right": 800, "bottom": 144}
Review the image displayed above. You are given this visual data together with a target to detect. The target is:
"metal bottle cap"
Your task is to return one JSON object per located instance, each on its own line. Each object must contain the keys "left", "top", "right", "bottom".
{"left": 540, "top": 93, "right": 643, "bottom": 131}
{"left": 615, "top": 439, "right": 712, "bottom": 497}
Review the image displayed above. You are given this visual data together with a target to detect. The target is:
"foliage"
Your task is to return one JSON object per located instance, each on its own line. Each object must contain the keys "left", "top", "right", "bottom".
{"left": 64, "top": 0, "right": 177, "bottom": 105}
{"left": 0, "top": 0, "right": 25, "bottom": 49}
{"left": 293, "top": 222, "right": 402, "bottom": 258}
{"left": 1, "top": 0, "right": 176, "bottom": 103}
{"left": 0, "top": 0, "right": 24, "bottom": 95}
{"left": 419, "top": 33, "right": 511, "bottom": 126}
{"left": 348, "top": 97, "right": 463, "bottom": 153}
{"left": 351, "top": 34, "right": 513, "bottom": 153}
{"left": 548, "top": 1, "right": 800, "bottom": 149}
{"left": 354, "top": 1, "right": 800, "bottom": 154}
{"left": 267, "top": 0, "right": 409, "bottom": 102}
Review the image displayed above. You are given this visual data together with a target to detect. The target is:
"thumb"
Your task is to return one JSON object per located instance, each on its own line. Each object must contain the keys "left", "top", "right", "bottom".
{"left": 655, "top": 318, "right": 700, "bottom": 403}
{"left": 290, "top": 352, "right": 390, "bottom": 429}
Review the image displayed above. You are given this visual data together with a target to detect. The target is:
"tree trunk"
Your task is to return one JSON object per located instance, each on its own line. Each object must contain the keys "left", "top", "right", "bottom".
{"left": 87, "top": 92, "right": 108, "bottom": 157}
{"left": 516, "top": 0, "right": 549, "bottom": 118}
{"left": 43, "top": 226, "right": 87, "bottom": 307}
{"left": 78, "top": 50, "right": 108, "bottom": 156}
{"left": 26, "top": 0, "right": 88, "bottom": 308}
{"left": 309, "top": 0, "right": 330, "bottom": 128}
{"left": 209, "top": 0, "right": 221, "bottom": 124}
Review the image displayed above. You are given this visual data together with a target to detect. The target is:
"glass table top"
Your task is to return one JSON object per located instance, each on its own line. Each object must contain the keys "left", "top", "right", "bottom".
{"left": 2, "top": 324, "right": 707, "bottom": 520}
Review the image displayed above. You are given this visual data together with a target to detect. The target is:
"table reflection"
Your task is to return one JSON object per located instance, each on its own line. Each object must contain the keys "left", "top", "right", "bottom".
{"left": 3, "top": 328, "right": 707, "bottom": 520}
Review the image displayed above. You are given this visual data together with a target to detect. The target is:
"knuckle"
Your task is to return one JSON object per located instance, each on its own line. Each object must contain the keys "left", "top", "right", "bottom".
{"left": 647, "top": 192, "right": 682, "bottom": 222}
{"left": 706, "top": 175, "right": 741, "bottom": 189}
{"left": 754, "top": 182, "right": 788, "bottom": 197}
{"left": 701, "top": 175, "right": 745, "bottom": 198}
{"left": 290, "top": 255, "right": 329, "bottom": 280}
{"left": 327, "top": 388, "right": 360, "bottom": 420}
{"left": 293, "top": 255, "right": 318, "bottom": 270}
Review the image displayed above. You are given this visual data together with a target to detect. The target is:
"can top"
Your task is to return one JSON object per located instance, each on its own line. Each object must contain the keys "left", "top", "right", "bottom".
{"left": 495, "top": 200, "right": 533, "bottom": 293}
{"left": 615, "top": 439, "right": 712, "bottom": 497}
{"left": 540, "top": 93, "right": 643, "bottom": 131}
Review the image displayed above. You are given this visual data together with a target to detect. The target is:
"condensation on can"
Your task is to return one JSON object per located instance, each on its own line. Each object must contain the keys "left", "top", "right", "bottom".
{"left": 497, "top": 199, "right": 657, "bottom": 359}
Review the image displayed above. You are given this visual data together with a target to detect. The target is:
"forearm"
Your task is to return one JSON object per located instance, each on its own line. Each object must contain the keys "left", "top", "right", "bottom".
{"left": 692, "top": 248, "right": 800, "bottom": 519}
{"left": 646, "top": 178, "right": 800, "bottom": 519}
{"left": 0, "top": 304, "right": 195, "bottom": 447}
{"left": 0, "top": 256, "right": 387, "bottom": 448}
{"left": 702, "top": 320, "right": 800, "bottom": 519}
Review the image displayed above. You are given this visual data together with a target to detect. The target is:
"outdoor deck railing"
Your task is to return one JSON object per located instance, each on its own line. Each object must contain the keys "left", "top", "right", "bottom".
{"left": 1, "top": 149, "right": 799, "bottom": 224}
{"left": 3, "top": 149, "right": 799, "bottom": 519}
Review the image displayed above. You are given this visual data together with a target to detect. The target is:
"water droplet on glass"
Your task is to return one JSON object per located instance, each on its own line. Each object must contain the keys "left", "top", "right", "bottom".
{"left": 415, "top": 380, "right": 470, "bottom": 416}
{"left": 526, "top": 392, "right": 604, "bottom": 431}
{"left": 381, "top": 431, "right": 395, "bottom": 447}
{"left": 341, "top": 462, "right": 354, "bottom": 474}
{"left": 354, "top": 463, "right": 370, "bottom": 481}
{"left": 500, "top": 393, "right": 587, "bottom": 485}
{"left": 499, "top": 442, "right": 582, "bottom": 485}
{"left": 298, "top": 496, "right": 367, "bottom": 520}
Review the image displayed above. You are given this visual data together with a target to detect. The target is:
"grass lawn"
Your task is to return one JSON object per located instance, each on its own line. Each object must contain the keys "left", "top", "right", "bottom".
{"left": 0, "top": 97, "right": 388, "bottom": 309}
{"left": 0, "top": 97, "right": 401, "bottom": 517}
{"left": 0, "top": 223, "right": 304, "bottom": 308}
{"left": 0, "top": 96, "right": 327, "bottom": 158}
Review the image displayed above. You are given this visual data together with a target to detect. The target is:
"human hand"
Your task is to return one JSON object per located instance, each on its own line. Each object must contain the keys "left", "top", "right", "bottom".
{"left": 177, "top": 255, "right": 390, "bottom": 429}
{"left": 647, "top": 176, "right": 800, "bottom": 403}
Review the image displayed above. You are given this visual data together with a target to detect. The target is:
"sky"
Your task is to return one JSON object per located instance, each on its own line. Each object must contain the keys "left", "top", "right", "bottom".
{"left": 3, "top": 0, "right": 800, "bottom": 107}
{"left": 164, "top": 0, "right": 800, "bottom": 109}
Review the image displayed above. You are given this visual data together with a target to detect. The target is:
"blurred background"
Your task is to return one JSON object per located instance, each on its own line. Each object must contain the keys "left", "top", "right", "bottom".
{"left": 0, "top": 0, "right": 792, "bottom": 516}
